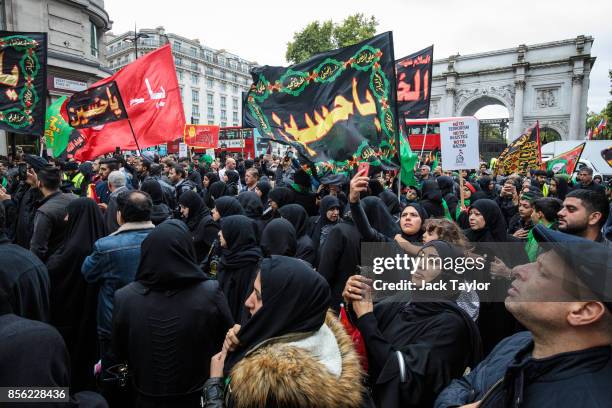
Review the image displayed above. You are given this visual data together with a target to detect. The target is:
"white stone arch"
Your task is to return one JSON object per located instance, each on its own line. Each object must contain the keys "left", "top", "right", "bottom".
{"left": 457, "top": 93, "right": 512, "bottom": 118}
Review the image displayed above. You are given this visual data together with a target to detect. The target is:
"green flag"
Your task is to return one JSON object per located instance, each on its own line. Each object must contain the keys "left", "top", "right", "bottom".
{"left": 44, "top": 96, "right": 74, "bottom": 158}
{"left": 400, "top": 135, "right": 418, "bottom": 187}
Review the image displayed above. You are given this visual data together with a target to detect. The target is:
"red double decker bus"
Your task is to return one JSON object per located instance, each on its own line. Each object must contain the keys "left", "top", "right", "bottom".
{"left": 215, "top": 127, "right": 255, "bottom": 159}
{"left": 405, "top": 117, "right": 477, "bottom": 153}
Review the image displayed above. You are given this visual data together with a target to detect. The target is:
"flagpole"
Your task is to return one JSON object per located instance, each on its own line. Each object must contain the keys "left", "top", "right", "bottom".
{"left": 420, "top": 119, "right": 430, "bottom": 162}
{"left": 127, "top": 118, "right": 142, "bottom": 155}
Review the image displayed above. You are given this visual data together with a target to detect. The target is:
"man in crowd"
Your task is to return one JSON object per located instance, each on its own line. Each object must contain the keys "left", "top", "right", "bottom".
{"left": 95, "top": 158, "right": 119, "bottom": 204}
{"left": 82, "top": 190, "right": 155, "bottom": 356}
{"left": 219, "top": 157, "right": 237, "bottom": 182}
{"left": 168, "top": 164, "right": 196, "bottom": 204}
{"left": 509, "top": 192, "right": 537, "bottom": 239}
{"left": 532, "top": 169, "right": 549, "bottom": 197}
{"left": 179, "top": 156, "right": 202, "bottom": 193}
{"left": 558, "top": 189, "right": 609, "bottom": 244}
{"left": 419, "top": 164, "right": 432, "bottom": 183}
{"left": 242, "top": 167, "right": 259, "bottom": 192}
{"left": 104, "top": 170, "right": 129, "bottom": 234}
{"left": 577, "top": 167, "right": 606, "bottom": 194}
{"left": 30, "top": 166, "right": 77, "bottom": 262}
{"left": 435, "top": 226, "right": 612, "bottom": 407}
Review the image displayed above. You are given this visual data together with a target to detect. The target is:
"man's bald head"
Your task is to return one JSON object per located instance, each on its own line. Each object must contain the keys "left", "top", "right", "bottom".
{"left": 225, "top": 157, "right": 236, "bottom": 170}
{"left": 117, "top": 190, "right": 152, "bottom": 223}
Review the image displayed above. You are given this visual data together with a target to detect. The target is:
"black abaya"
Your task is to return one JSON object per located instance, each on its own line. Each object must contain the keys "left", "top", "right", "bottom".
{"left": 179, "top": 191, "right": 219, "bottom": 263}
{"left": 45, "top": 197, "right": 106, "bottom": 392}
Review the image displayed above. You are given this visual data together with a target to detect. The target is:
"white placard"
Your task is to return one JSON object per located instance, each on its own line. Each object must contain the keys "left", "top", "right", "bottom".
{"left": 206, "top": 148, "right": 215, "bottom": 159}
{"left": 440, "top": 117, "right": 480, "bottom": 171}
{"left": 178, "top": 142, "right": 188, "bottom": 158}
{"left": 53, "top": 77, "right": 87, "bottom": 92}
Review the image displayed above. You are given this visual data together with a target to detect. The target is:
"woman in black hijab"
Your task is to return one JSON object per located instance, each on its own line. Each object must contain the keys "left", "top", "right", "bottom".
{"left": 349, "top": 195, "right": 400, "bottom": 243}
{"left": 464, "top": 198, "right": 510, "bottom": 243}
{"left": 108, "top": 220, "right": 233, "bottom": 407}
{"left": 218, "top": 215, "right": 262, "bottom": 323}
{"left": 268, "top": 186, "right": 295, "bottom": 210}
{"left": 420, "top": 179, "right": 445, "bottom": 218}
{"left": 437, "top": 175, "right": 458, "bottom": 218}
{"left": 478, "top": 176, "right": 497, "bottom": 199}
{"left": 211, "top": 196, "right": 244, "bottom": 221}
{"left": 255, "top": 179, "right": 271, "bottom": 209}
{"left": 202, "top": 256, "right": 365, "bottom": 408}
{"left": 206, "top": 181, "right": 228, "bottom": 209}
{"left": 237, "top": 191, "right": 266, "bottom": 238}
{"left": 308, "top": 195, "right": 341, "bottom": 261}
{"left": 46, "top": 197, "right": 105, "bottom": 392}
{"left": 379, "top": 189, "right": 403, "bottom": 221}
{"left": 343, "top": 240, "right": 482, "bottom": 408}
{"left": 279, "top": 204, "right": 316, "bottom": 265}
{"left": 223, "top": 170, "right": 240, "bottom": 196}
{"left": 140, "top": 179, "right": 171, "bottom": 225}
{"left": 179, "top": 191, "right": 219, "bottom": 263}
{"left": 260, "top": 218, "right": 297, "bottom": 257}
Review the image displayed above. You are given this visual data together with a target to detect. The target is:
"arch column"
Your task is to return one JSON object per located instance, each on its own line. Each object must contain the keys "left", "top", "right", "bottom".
{"left": 568, "top": 74, "right": 583, "bottom": 139}
{"left": 511, "top": 80, "right": 525, "bottom": 141}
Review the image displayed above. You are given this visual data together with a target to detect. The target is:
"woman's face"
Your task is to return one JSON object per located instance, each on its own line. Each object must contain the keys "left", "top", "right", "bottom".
{"left": 218, "top": 230, "right": 227, "bottom": 248}
{"left": 255, "top": 186, "right": 263, "bottom": 198}
{"left": 469, "top": 208, "right": 486, "bottom": 230}
{"left": 488, "top": 181, "right": 495, "bottom": 191}
{"left": 270, "top": 200, "right": 279, "bottom": 210}
{"left": 245, "top": 272, "right": 263, "bottom": 316}
{"left": 462, "top": 185, "right": 472, "bottom": 199}
{"left": 212, "top": 207, "right": 221, "bottom": 221}
{"left": 422, "top": 227, "right": 439, "bottom": 243}
{"left": 223, "top": 174, "right": 229, "bottom": 183}
{"left": 549, "top": 179, "right": 557, "bottom": 194}
{"left": 326, "top": 207, "right": 340, "bottom": 222}
{"left": 411, "top": 247, "right": 442, "bottom": 287}
{"left": 203, "top": 176, "right": 210, "bottom": 188}
{"left": 406, "top": 188, "right": 418, "bottom": 201}
{"left": 400, "top": 206, "right": 422, "bottom": 235}
{"left": 180, "top": 204, "right": 189, "bottom": 219}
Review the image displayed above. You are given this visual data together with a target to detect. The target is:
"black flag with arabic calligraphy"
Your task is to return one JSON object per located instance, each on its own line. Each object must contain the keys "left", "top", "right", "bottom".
{"left": 0, "top": 32, "right": 47, "bottom": 136}
{"left": 243, "top": 32, "right": 400, "bottom": 183}
{"left": 495, "top": 122, "right": 541, "bottom": 175}
{"left": 396, "top": 45, "right": 433, "bottom": 119}
{"left": 64, "top": 80, "right": 128, "bottom": 129}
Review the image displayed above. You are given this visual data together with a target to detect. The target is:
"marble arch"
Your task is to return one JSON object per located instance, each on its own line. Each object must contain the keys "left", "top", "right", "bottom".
{"left": 427, "top": 35, "right": 595, "bottom": 141}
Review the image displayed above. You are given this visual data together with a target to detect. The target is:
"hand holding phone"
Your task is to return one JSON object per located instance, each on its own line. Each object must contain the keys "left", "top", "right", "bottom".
{"left": 357, "top": 161, "right": 370, "bottom": 176}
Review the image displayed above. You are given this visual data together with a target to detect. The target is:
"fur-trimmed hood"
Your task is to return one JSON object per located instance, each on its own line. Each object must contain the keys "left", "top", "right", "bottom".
{"left": 228, "top": 311, "right": 365, "bottom": 408}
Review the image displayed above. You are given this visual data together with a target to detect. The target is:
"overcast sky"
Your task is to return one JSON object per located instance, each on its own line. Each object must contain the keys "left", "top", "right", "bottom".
{"left": 104, "top": 0, "right": 611, "bottom": 115}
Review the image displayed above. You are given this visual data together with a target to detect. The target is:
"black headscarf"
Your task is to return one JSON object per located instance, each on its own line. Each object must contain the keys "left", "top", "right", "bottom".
{"left": 279, "top": 204, "right": 309, "bottom": 237}
{"left": 208, "top": 181, "right": 228, "bottom": 203}
{"left": 400, "top": 202, "right": 428, "bottom": 242}
{"left": 268, "top": 187, "right": 295, "bottom": 208}
{"left": 379, "top": 190, "right": 402, "bottom": 217}
{"left": 412, "top": 240, "right": 465, "bottom": 302}
{"left": 256, "top": 180, "right": 271, "bottom": 207}
{"left": 465, "top": 199, "right": 508, "bottom": 242}
{"left": 224, "top": 255, "right": 330, "bottom": 373}
{"left": 436, "top": 176, "right": 455, "bottom": 197}
{"left": 204, "top": 172, "right": 220, "bottom": 187}
{"left": 225, "top": 169, "right": 240, "bottom": 185}
{"left": 214, "top": 196, "right": 244, "bottom": 218}
{"left": 135, "top": 220, "right": 207, "bottom": 290}
{"left": 361, "top": 196, "right": 400, "bottom": 239}
{"left": 478, "top": 176, "right": 496, "bottom": 199}
{"left": 368, "top": 179, "right": 385, "bottom": 196}
{"left": 421, "top": 179, "right": 443, "bottom": 202}
{"left": 319, "top": 195, "right": 341, "bottom": 223}
{"left": 141, "top": 179, "right": 164, "bottom": 205}
{"left": 552, "top": 175, "right": 569, "bottom": 200}
{"left": 261, "top": 218, "right": 297, "bottom": 257}
{"left": 220, "top": 215, "right": 262, "bottom": 269}
{"left": 237, "top": 191, "right": 264, "bottom": 219}
{"left": 179, "top": 190, "right": 210, "bottom": 231}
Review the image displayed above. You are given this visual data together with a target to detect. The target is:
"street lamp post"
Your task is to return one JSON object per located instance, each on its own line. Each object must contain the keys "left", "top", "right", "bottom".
{"left": 125, "top": 24, "right": 149, "bottom": 60}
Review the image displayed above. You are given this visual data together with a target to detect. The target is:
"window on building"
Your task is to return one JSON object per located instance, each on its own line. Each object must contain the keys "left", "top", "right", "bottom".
{"left": 192, "top": 89, "right": 199, "bottom": 103}
{"left": 220, "top": 82, "right": 226, "bottom": 91}
{"left": 177, "top": 70, "right": 183, "bottom": 81}
{"left": 218, "top": 56, "right": 225, "bottom": 66}
{"left": 205, "top": 51, "right": 212, "bottom": 62}
{"left": 233, "top": 74, "right": 238, "bottom": 82}
{"left": 192, "top": 117, "right": 199, "bottom": 124}
{"left": 179, "top": 86, "right": 184, "bottom": 102}
{"left": 220, "top": 96, "right": 226, "bottom": 108}
{"left": 232, "top": 98, "right": 239, "bottom": 110}
{"left": 90, "top": 21, "right": 99, "bottom": 57}
{"left": 220, "top": 71, "right": 226, "bottom": 79}
{"left": 208, "top": 107, "right": 214, "bottom": 117}
{"left": 206, "top": 67, "right": 213, "bottom": 76}
{"left": 173, "top": 41, "right": 182, "bottom": 52}
{"left": 192, "top": 73, "right": 199, "bottom": 84}
{"left": 232, "top": 111, "right": 238, "bottom": 122}
{"left": 206, "top": 78, "right": 214, "bottom": 88}
{"left": 190, "top": 46, "right": 198, "bottom": 56}
{"left": 233, "top": 85, "right": 238, "bottom": 93}
{"left": 192, "top": 104, "right": 199, "bottom": 117}
{"left": 207, "top": 93, "right": 214, "bottom": 106}
{"left": 175, "top": 57, "right": 182, "bottom": 67}
{"left": 221, "top": 121, "right": 227, "bottom": 127}
{"left": 221, "top": 110, "right": 227, "bottom": 120}
{"left": 192, "top": 61, "right": 198, "bottom": 71}
{"left": 208, "top": 119, "right": 215, "bottom": 125}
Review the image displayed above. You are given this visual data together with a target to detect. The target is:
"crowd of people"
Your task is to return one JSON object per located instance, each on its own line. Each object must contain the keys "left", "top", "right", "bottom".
{"left": 0, "top": 148, "right": 611, "bottom": 407}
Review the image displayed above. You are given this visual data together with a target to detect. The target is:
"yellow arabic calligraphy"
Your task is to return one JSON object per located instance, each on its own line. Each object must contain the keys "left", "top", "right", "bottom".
{"left": 69, "top": 85, "right": 123, "bottom": 127}
{"left": 272, "top": 78, "right": 377, "bottom": 156}
{"left": 0, "top": 51, "right": 19, "bottom": 87}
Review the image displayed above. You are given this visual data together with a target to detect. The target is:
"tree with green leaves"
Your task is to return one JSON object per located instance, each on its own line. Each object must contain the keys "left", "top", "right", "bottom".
{"left": 285, "top": 14, "right": 378, "bottom": 64}
{"left": 585, "top": 69, "right": 611, "bottom": 140}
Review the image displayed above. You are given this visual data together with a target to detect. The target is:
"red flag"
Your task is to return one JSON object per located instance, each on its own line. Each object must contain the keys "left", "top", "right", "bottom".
{"left": 183, "top": 124, "right": 219, "bottom": 149}
{"left": 67, "top": 45, "right": 185, "bottom": 161}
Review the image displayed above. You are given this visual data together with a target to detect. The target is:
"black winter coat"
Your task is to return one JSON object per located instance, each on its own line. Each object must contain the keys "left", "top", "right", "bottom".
{"left": 109, "top": 280, "right": 233, "bottom": 408}
{"left": 435, "top": 331, "right": 612, "bottom": 408}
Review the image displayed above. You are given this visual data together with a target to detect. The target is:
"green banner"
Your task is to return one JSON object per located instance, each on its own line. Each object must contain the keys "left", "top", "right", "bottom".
{"left": 400, "top": 135, "right": 418, "bottom": 187}
{"left": 44, "top": 96, "right": 74, "bottom": 158}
